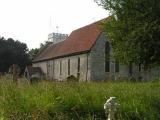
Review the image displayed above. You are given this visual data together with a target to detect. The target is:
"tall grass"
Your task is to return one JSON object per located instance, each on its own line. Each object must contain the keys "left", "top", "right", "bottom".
{"left": 0, "top": 77, "right": 160, "bottom": 120}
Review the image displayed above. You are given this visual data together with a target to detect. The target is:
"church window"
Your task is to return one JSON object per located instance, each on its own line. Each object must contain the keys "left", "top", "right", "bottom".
{"left": 115, "top": 60, "right": 119, "bottom": 72}
{"left": 60, "top": 61, "right": 62, "bottom": 75}
{"left": 78, "top": 57, "right": 80, "bottom": 73}
{"left": 105, "top": 42, "right": 110, "bottom": 72}
{"left": 68, "top": 59, "right": 70, "bottom": 75}
{"left": 138, "top": 63, "right": 141, "bottom": 71}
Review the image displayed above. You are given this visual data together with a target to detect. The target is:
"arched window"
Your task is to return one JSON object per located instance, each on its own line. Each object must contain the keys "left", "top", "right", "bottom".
{"left": 77, "top": 57, "right": 80, "bottom": 79}
{"left": 60, "top": 61, "right": 62, "bottom": 75}
{"left": 105, "top": 41, "right": 110, "bottom": 72}
{"left": 115, "top": 60, "right": 119, "bottom": 73}
{"left": 68, "top": 59, "right": 70, "bottom": 75}
{"left": 77, "top": 57, "right": 80, "bottom": 73}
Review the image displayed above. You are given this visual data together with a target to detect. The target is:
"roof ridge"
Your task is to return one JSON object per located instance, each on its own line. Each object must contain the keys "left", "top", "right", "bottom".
{"left": 33, "top": 17, "right": 107, "bottom": 62}
{"left": 71, "top": 17, "right": 108, "bottom": 33}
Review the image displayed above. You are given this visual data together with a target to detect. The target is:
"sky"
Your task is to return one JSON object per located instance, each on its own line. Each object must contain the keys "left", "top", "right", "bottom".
{"left": 0, "top": 0, "right": 108, "bottom": 49}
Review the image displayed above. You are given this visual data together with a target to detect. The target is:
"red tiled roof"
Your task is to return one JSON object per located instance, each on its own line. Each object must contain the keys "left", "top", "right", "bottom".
{"left": 33, "top": 19, "right": 104, "bottom": 62}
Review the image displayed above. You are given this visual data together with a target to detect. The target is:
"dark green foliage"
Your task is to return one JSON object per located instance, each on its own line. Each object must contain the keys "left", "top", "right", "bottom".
{"left": 67, "top": 75, "right": 79, "bottom": 82}
{"left": 28, "top": 48, "right": 40, "bottom": 60}
{"left": 96, "top": 0, "right": 160, "bottom": 68}
{"left": 0, "top": 37, "right": 31, "bottom": 73}
{"left": 39, "top": 41, "right": 53, "bottom": 52}
{"left": 30, "top": 77, "right": 40, "bottom": 84}
{"left": 28, "top": 41, "right": 53, "bottom": 61}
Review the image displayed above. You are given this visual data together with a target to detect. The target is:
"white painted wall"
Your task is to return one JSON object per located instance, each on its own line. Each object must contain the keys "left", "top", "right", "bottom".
{"left": 33, "top": 61, "right": 47, "bottom": 75}
{"left": 53, "top": 53, "right": 90, "bottom": 81}
{"left": 33, "top": 53, "right": 90, "bottom": 81}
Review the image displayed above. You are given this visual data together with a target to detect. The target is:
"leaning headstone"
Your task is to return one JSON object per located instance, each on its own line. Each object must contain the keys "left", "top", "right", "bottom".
{"left": 12, "top": 64, "right": 20, "bottom": 84}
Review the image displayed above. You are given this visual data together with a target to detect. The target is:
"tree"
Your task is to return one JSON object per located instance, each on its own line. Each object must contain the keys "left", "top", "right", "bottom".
{"left": 28, "top": 40, "right": 52, "bottom": 60}
{"left": 0, "top": 37, "right": 31, "bottom": 73}
{"left": 29, "top": 48, "right": 40, "bottom": 60}
{"left": 96, "top": 0, "right": 160, "bottom": 68}
{"left": 39, "top": 41, "right": 53, "bottom": 51}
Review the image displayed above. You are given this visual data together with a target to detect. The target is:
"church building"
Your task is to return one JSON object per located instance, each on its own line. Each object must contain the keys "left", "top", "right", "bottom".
{"left": 32, "top": 19, "right": 160, "bottom": 81}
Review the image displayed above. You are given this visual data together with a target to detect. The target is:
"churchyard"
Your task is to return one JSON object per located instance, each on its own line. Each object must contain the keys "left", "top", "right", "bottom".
{"left": 0, "top": 76, "right": 160, "bottom": 120}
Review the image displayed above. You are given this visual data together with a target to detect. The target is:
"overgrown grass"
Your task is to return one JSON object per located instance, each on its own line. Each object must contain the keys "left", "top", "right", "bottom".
{"left": 0, "top": 76, "right": 160, "bottom": 120}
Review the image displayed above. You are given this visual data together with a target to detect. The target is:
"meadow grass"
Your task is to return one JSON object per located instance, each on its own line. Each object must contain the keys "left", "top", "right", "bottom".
{"left": 0, "top": 76, "right": 160, "bottom": 120}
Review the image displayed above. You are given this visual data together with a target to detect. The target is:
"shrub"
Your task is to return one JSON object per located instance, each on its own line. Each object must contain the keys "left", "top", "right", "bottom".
{"left": 67, "top": 75, "right": 79, "bottom": 82}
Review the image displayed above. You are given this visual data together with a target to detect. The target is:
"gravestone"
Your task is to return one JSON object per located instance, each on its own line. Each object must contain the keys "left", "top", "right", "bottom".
{"left": 10, "top": 64, "right": 20, "bottom": 84}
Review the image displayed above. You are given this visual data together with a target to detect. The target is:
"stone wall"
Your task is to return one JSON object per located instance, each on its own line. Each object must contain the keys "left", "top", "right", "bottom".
{"left": 33, "top": 32, "right": 160, "bottom": 81}
{"left": 53, "top": 54, "right": 90, "bottom": 81}
{"left": 90, "top": 32, "right": 107, "bottom": 81}
{"left": 33, "top": 53, "right": 90, "bottom": 81}
{"left": 33, "top": 61, "right": 47, "bottom": 75}
{"left": 89, "top": 32, "right": 132, "bottom": 81}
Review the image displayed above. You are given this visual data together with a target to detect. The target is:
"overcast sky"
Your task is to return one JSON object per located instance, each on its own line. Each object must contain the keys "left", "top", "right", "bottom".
{"left": 0, "top": 0, "right": 108, "bottom": 49}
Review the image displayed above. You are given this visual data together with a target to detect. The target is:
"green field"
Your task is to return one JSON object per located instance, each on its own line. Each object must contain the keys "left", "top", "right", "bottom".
{"left": 0, "top": 77, "right": 160, "bottom": 120}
